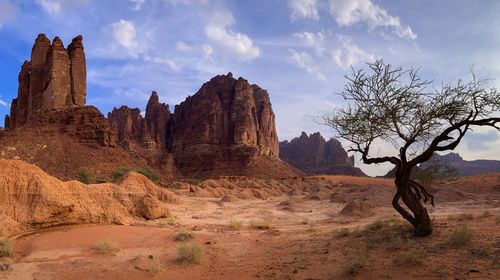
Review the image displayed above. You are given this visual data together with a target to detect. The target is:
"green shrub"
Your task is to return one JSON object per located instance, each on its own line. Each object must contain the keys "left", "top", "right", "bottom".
{"left": 450, "top": 226, "right": 473, "bottom": 247}
{"left": 112, "top": 167, "right": 131, "bottom": 182}
{"left": 77, "top": 169, "right": 94, "bottom": 184}
{"left": 0, "top": 236, "right": 12, "bottom": 257}
{"left": 177, "top": 243, "right": 203, "bottom": 265}
{"left": 93, "top": 240, "right": 119, "bottom": 254}
{"left": 137, "top": 168, "right": 159, "bottom": 183}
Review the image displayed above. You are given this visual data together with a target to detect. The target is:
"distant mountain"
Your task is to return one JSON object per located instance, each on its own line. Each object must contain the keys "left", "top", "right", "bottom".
{"left": 420, "top": 153, "right": 500, "bottom": 177}
{"left": 382, "top": 152, "right": 500, "bottom": 178}
{"left": 279, "top": 132, "right": 366, "bottom": 176}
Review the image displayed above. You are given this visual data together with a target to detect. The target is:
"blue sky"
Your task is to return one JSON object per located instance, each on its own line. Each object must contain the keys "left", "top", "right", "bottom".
{"left": 0, "top": 0, "right": 499, "bottom": 176}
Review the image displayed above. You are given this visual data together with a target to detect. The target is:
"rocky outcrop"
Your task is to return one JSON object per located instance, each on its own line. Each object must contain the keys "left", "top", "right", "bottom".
{"left": 172, "top": 73, "right": 279, "bottom": 158}
{"left": 68, "top": 35, "right": 86, "bottom": 106}
{"left": 170, "top": 73, "right": 287, "bottom": 178}
{"left": 7, "top": 34, "right": 87, "bottom": 129}
{"left": 280, "top": 132, "right": 366, "bottom": 176}
{"left": 108, "top": 74, "right": 296, "bottom": 179}
{"left": 3, "top": 34, "right": 297, "bottom": 180}
{"left": 0, "top": 159, "right": 177, "bottom": 236}
{"left": 145, "top": 91, "right": 171, "bottom": 151}
{"left": 108, "top": 91, "right": 172, "bottom": 153}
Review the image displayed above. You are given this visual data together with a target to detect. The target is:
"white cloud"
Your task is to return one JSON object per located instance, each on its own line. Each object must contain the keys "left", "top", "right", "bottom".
{"left": 144, "top": 55, "right": 180, "bottom": 72}
{"left": 288, "top": 0, "right": 320, "bottom": 20}
{"left": 288, "top": 48, "right": 325, "bottom": 80}
{"left": 331, "top": 36, "right": 377, "bottom": 68}
{"left": 293, "top": 31, "right": 326, "bottom": 55}
{"left": 36, "top": 0, "right": 61, "bottom": 15}
{"left": 328, "top": 0, "right": 416, "bottom": 40}
{"left": 0, "top": 98, "right": 7, "bottom": 107}
{"left": 176, "top": 41, "right": 194, "bottom": 52}
{"left": 109, "top": 19, "right": 140, "bottom": 57}
{"left": 130, "top": 0, "right": 145, "bottom": 11}
{"left": 164, "top": 0, "right": 208, "bottom": 6}
{"left": 0, "top": 0, "right": 16, "bottom": 27}
{"left": 205, "top": 25, "right": 261, "bottom": 61}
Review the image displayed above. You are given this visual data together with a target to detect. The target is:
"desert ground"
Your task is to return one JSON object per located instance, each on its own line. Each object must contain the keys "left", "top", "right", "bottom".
{"left": 1, "top": 173, "right": 499, "bottom": 280}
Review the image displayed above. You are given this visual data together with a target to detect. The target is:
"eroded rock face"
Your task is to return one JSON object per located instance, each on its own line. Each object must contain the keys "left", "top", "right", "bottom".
{"left": 0, "top": 159, "right": 177, "bottom": 236}
{"left": 108, "top": 91, "right": 172, "bottom": 152}
{"left": 172, "top": 73, "right": 279, "bottom": 157}
{"left": 280, "top": 132, "right": 366, "bottom": 176}
{"left": 68, "top": 35, "right": 86, "bottom": 106}
{"left": 8, "top": 34, "right": 87, "bottom": 129}
{"left": 171, "top": 73, "right": 282, "bottom": 177}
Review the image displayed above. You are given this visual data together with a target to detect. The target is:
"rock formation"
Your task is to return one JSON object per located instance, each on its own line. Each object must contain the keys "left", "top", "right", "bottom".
{"left": 108, "top": 74, "right": 296, "bottom": 179}
{"left": 279, "top": 132, "right": 366, "bottom": 176}
{"left": 0, "top": 159, "right": 177, "bottom": 236}
{"left": 6, "top": 33, "right": 87, "bottom": 128}
{"left": 171, "top": 73, "right": 282, "bottom": 177}
{"left": 108, "top": 91, "right": 172, "bottom": 153}
{"left": 2, "top": 34, "right": 298, "bottom": 180}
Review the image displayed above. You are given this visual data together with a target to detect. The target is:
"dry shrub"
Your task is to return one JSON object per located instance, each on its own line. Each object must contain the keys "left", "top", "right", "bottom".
{"left": 250, "top": 220, "right": 271, "bottom": 230}
{"left": 0, "top": 236, "right": 12, "bottom": 257}
{"left": 404, "top": 248, "right": 426, "bottom": 264}
{"left": 345, "top": 248, "right": 367, "bottom": 275}
{"left": 175, "top": 228, "right": 194, "bottom": 241}
{"left": 450, "top": 226, "right": 473, "bottom": 247}
{"left": 93, "top": 240, "right": 119, "bottom": 254}
{"left": 448, "top": 213, "right": 474, "bottom": 221}
{"left": 148, "top": 260, "right": 164, "bottom": 276}
{"left": 228, "top": 219, "right": 243, "bottom": 230}
{"left": 177, "top": 243, "right": 203, "bottom": 265}
{"left": 335, "top": 228, "right": 350, "bottom": 238}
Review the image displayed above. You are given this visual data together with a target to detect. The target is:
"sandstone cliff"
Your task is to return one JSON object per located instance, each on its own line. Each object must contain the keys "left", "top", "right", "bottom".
{"left": 2, "top": 34, "right": 298, "bottom": 181}
{"left": 108, "top": 75, "right": 297, "bottom": 179}
{"left": 6, "top": 33, "right": 87, "bottom": 129}
{"left": 280, "top": 132, "right": 366, "bottom": 176}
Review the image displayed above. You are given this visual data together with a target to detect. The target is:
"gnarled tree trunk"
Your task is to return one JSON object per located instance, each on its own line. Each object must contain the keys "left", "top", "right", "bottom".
{"left": 393, "top": 165, "right": 433, "bottom": 236}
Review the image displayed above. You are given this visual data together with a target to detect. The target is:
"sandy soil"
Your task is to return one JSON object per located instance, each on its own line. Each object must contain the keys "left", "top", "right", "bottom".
{"left": 1, "top": 174, "right": 499, "bottom": 280}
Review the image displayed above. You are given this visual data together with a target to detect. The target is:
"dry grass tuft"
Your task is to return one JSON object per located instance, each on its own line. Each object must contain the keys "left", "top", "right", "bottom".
{"left": 177, "top": 243, "right": 203, "bottom": 265}
{"left": 448, "top": 213, "right": 474, "bottom": 221}
{"left": 175, "top": 228, "right": 194, "bottom": 241}
{"left": 335, "top": 228, "right": 350, "bottom": 238}
{"left": 345, "top": 248, "right": 367, "bottom": 275}
{"left": 148, "top": 260, "right": 164, "bottom": 276}
{"left": 158, "top": 217, "right": 177, "bottom": 227}
{"left": 0, "top": 235, "right": 12, "bottom": 257}
{"left": 404, "top": 248, "right": 426, "bottom": 264}
{"left": 93, "top": 240, "right": 119, "bottom": 254}
{"left": 450, "top": 226, "right": 473, "bottom": 247}
{"left": 249, "top": 220, "right": 271, "bottom": 230}
{"left": 228, "top": 219, "right": 244, "bottom": 230}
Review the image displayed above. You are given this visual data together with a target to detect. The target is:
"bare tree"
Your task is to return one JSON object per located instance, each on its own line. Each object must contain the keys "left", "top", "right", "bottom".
{"left": 325, "top": 60, "right": 500, "bottom": 236}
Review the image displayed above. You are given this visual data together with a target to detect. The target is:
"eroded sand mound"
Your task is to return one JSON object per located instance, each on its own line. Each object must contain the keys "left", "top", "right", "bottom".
{"left": 0, "top": 160, "right": 178, "bottom": 236}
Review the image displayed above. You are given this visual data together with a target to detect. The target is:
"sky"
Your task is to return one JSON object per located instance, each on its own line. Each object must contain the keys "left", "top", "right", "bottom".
{"left": 0, "top": 0, "right": 499, "bottom": 176}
